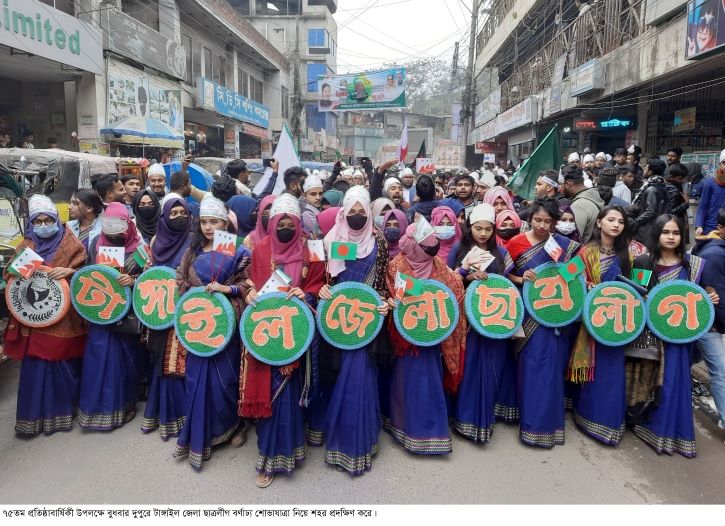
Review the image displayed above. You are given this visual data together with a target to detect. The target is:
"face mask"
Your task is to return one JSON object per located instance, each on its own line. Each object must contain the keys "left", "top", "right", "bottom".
{"left": 384, "top": 227, "right": 401, "bottom": 243}
{"left": 497, "top": 227, "right": 520, "bottom": 240}
{"left": 34, "top": 223, "right": 59, "bottom": 239}
{"left": 374, "top": 216, "right": 384, "bottom": 229}
{"left": 137, "top": 207, "right": 156, "bottom": 220}
{"left": 105, "top": 234, "right": 126, "bottom": 246}
{"left": 168, "top": 216, "right": 188, "bottom": 232}
{"left": 434, "top": 225, "right": 456, "bottom": 240}
{"left": 276, "top": 228, "right": 295, "bottom": 243}
{"left": 346, "top": 215, "right": 367, "bottom": 231}
{"left": 421, "top": 242, "right": 440, "bottom": 258}
{"left": 556, "top": 221, "right": 576, "bottom": 235}
{"left": 261, "top": 215, "right": 270, "bottom": 231}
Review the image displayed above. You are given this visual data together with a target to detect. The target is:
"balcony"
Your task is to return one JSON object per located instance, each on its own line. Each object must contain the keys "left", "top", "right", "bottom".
{"left": 308, "top": 0, "right": 337, "bottom": 14}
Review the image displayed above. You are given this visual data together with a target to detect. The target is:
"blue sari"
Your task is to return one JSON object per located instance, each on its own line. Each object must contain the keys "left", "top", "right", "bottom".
{"left": 632, "top": 255, "right": 704, "bottom": 458}
{"left": 454, "top": 246, "right": 514, "bottom": 444}
{"left": 173, "top": 245, "right": 249, "bottom": 470}
{"left": 511, "top": 233, "right": 580, "bottom": 448}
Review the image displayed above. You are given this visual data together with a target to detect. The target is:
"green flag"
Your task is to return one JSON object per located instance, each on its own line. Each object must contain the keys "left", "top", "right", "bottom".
{"left": 559, "top": 255, "right": 585, "bottom": 282}
{"left": 407, "top": 140, "right": 427, "bottom": 169}
{"left": 631, "top": 268, "right": 652, "bottom": 287}
{"left": 509, "top": 124, "right": 561, "bottom": 200}
{"left": 133, "top": 245, "right": 149, "bottom": 268}
{"left": 330, "top": 242, "right": 357, "bottom": 260}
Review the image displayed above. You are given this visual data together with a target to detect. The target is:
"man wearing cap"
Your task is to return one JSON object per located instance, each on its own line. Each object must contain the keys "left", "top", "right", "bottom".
{"left": 368, "top": 158, "right": 400, "bottom": 201}
{"left": 300, "top": 173, "right": 323, "bottom": 238}
{"left": 400, "top": 167, "right": 417, "bottom": 204}
{"left": 146, "top": 163, "right": 167, "bottom": 200}
{"left": 695, "top": 150, "right": 725, "bottom": 237}
{"left": 594, "top": 152, "right": 607, "bottom": 171}
{"left": 567, "top": 152, "right": 581, "bottom": 168}
{"left": 382, "top": 176, "right": 408, "bottom": 211}
{"left": 475, "top": 170, "right": 497, "bottom": 202}
{"left": 351, "top": 170, "right": 365, "bottom": 187}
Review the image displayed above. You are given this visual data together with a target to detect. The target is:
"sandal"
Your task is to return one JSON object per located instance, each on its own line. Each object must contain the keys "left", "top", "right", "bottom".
{"left": 231, "top": 426, "right": 247, "bottom": 448}
{"left": 124, "top": 409, "right": 137, "bottom": 424}
{"left": 255, "top": 473, "right": 274, "bottom": 488}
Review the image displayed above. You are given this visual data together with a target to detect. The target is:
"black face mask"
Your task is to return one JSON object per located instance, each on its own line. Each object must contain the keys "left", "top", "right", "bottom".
{"left": 422, "top": 242, "right": 440, "bottom": 258}
{"left": 261, "top": 215, "right": 270, "bottom": 231}
{"left": 346, "top": 215, "right": 367, "bottom": 231}
{"left": 105, "top": 235, "right": 125, "bottom": 246}
{"left": 168, "top": 216, "right": 188, "bottom": 232}
{"left": 498, "top": 227, "right": 520, "bottom": 240}
{"left": 276, "top": 228, "right": 295, "bottom": 243}
{"left": 137, "top": 207, "right": 157, "bottom": 220}
{"left": 384, "top": 227, "right": 401, "bottom": 243}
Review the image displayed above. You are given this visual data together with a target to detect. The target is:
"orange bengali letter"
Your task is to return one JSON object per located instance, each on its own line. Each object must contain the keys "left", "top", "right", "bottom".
{"left": 657, "top": 292, "right": 704, "bottom": 330}
{"left": 590, "top": 287, "right": 640, "bottom": 334}
{"left": 475, "top": 285, "right": 518, "bottom": 329}
{"left": 138, "top": 279, "right": 176, "bottom": 319}
{"left": 401, "top": 290, "right": 451, "bottom": 331}
{"left": 532, "top": 275, "right": 574, "bottom": 311}
{"left": 325, "top": 293, "right": 377, "bottom": 337}
{"left": 179, "top": 297, "right": 226, "bottom": 348}
{"left": 250, "top": 306, "right": 299, "bottom": 349}
{"left": 76, "top": 271, "right": 127, "bottom": 320}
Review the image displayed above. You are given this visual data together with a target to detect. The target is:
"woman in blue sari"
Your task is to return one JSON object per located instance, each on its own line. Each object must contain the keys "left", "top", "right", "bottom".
{"left": 506, "top": 198, "right": 581, "bottom": 448}
{"left": 570, "top": 206, "right": 632, "bottom": 445}
{"left": 319, "top": 186, "right": 390, "bottom": 475}
{"left": 174, "top": 196, "right": 250, "bottom": 470}
{"left": 141, "top": 197, "right": 191, "bottom": 440}
{"left": 79, "top": 203, "right": 145, "bottom": 431}
{"left": 630, "top": 214, "right": 717, "bottom": 457}
{"left": 451, "top": 203, "right": 515, "bottom": 444}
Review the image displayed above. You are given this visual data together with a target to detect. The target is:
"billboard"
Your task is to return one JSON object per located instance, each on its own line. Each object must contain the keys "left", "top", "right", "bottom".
{"left": 686, "top": 0, "right": 725, "bottom": 58}
{"left": 318, "top": 67, "right": 406, "bottom": 112}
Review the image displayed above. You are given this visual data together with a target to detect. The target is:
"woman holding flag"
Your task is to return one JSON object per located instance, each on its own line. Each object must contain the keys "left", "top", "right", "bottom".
{"left": 78, "top": 203, "right": 146, "bottom": 431}
{"left": 173, "top": 196, "right": 250, "bottom": 470}
{"left": 5, "top": 195, "right": 88, "bottom": 436}
{"left": 319, "top": 186, "right": 390, "bottom": 475}
{"left": 506, "top": 198, "right": 581, "bottom": 448}
{"left": 240, "top": 193, "right": 325, "bottom": 488}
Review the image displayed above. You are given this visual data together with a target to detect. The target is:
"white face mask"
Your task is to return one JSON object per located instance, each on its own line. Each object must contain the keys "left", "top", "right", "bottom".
{"left": 434, "top": 225, "right": 456, "bottom": 240}
{"left": 556, "top": 221, "right": 576, "bottom": 235}
{"left": 374, "top": 216, "right": 384, "bottom": 229}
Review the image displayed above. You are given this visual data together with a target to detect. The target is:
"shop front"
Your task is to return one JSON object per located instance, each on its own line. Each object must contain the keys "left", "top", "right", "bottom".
{"left": 573, "top": 115, "right": 638, "bottom": 155}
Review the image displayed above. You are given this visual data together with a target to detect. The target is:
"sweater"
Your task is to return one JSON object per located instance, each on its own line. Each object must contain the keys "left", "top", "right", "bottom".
{"left": 695, "top": 176, "right": 725, "bottom": 234}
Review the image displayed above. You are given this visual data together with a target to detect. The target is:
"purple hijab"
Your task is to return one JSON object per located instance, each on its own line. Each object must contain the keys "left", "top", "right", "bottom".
{"left": 152, "top": 197, "right": 191, "bottom": 268}
{"left": 27, "top": 209, "right": 64, "bottom": 261}
{"left": 382, "top": 208, "right": 408, "bottom": 259}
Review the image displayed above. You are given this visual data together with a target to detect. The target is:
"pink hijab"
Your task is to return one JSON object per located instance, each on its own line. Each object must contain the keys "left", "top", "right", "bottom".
{"left": 97, "top": 202, "right": 140, "bottom": 254}
{"left": 382, "top": 208, "right": 408, "bottom": 259}
{"left": 269, "top": 212, "right": 305, "bottom": 286}
{"left": 248, "top": 195, "right": 276, "bottom": 244}
{"left": 324, "top": 189, "right": 376, "bottom": 277}
{"left": 398, "top": 223, "right": 438, "bottom": 279}
{"left": 483, "top": 186, "right": 514, "bottom": 212}
{"left": 317, "top": 207, "right": 340, "bottom": 237}
{"left": 495, "top": 209, "right": 522, "bottom": 229}
{"left": 431, "top": 205, "right": 461, "bottom": 262}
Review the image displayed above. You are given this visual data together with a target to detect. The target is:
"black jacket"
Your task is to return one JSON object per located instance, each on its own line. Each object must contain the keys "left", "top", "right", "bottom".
{"left": 629, "top": 177, "right": 670, "bottom": 243}
{"left": 665, "top": 181, "right": 688, "bottom": 219}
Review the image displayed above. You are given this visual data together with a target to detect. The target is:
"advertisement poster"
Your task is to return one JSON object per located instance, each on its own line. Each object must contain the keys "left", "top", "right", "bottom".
{"left": 673, "top": 107, "right": 697, "bottom": 132}
{"left": 686, "top": 0, "right": 725, "bottom": 58}
{"left": 318, "top": 67, "right": 406, "bottom": 112}
{"left": 433, "top": 140, "right": 462, "bottom": 169}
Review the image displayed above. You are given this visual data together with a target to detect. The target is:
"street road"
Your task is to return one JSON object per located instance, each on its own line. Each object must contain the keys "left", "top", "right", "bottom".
{"left": 1, "top": 360, "right": 723, "bottom": 504}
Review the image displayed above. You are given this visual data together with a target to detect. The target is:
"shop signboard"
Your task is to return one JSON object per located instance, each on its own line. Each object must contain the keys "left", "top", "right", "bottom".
{"left": 496, "top": 97, "right": 536, "bottom": 135}
{"left": 480, "top": 119, "right": 499, "bottom": 142}
{"left": 243, "top": 123, "right": 269, "bottom": 139}
{"left": 574, "top": 118, "right": 636, "bottom": 131}
{"left": 433, "top": 140, "right": 462, "bottom": 169}
{"left": 106, "top": 10, "right": 186, "bottom": 80}
{"left": 0, "top": 0, "right": 103, "bottom": 75}
{"left": 198, "top": 77, "right": 270, "bottom": 129}
{"left": 353, "top": 127, "right": 385, "bottom": 138}
{"left": 318, "top": 67, "right": 406, "bottom": 112}
{"left": 475, "top": 88, "right": 501, "bottom": 126}
{"left": 685, "top": 0, "right": 725, "bottom": 59}
{"left": 549, "top": 55, "right": 568, "bottom": 115}
{"left": 569, "top": 59, "right": 604, "bottom": 96}
{"left": 673, "top": 107, "right": 697, "bottom": 132}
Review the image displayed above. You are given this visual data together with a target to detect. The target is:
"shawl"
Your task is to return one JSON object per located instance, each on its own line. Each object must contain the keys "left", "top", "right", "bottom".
{"left": 247, "top": 195, "right": 276, "bottom": 245}
{"left": 317, "top": 207, "right": 340, "bottom": 236}
{"left": 382, "top": 208, "right": 408, "bottom": 259}
{"left": 97, "top": 202, "right": 140, "bottom": 254}
{"left": 152, "top": 197, "right": 191, "bottom": 268}
{"left": 227, "top": 195, "right": 257, "bottom": 237}
{"left": 483, "top": 186, "right": 514, "bottom": 212}
{"left": 324, "top": 191, "right": 376, "bottom": 277}
{"left": 132, "top": 189, "right": 161, "bottom": 243}
{"left": 431, "top": 206, "right": 461, "bottom": 262}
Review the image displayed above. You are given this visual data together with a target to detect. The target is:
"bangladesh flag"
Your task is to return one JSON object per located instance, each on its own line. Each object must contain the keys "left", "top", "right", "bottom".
{"left": 330, "top": 241, "right": 357, "bottom": 261}
{"left": 394, "top": 271, "right": 423, "bottom": 300}
{"left": 559, "top": 255, "right": 585, "bottom": 282}
{"left": 133, "top": 245, "right": 149, "bottom": 268}
{"left": 631, "top": 268, "right": 652, "bottom": 287}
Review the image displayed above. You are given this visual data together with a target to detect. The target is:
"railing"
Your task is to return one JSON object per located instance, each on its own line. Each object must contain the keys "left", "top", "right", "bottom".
{"left": 475, "top": 0, "right": 517, "bottom": 56}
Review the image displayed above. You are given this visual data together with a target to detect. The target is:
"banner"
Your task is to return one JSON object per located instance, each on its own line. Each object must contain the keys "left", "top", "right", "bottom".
{"left": 686, "top": 0, "right": 725, "bottom": 59}
{"left": 393, "top": 280, "right": 459, "bottom": 347}
{"left": 70, "top": 265, "right": 132, "bottom": 325}
{"left": 318, "top": 67, "right": 406, "bottom": 112}
{"left": 6, "top": 266, "right": 70, "bottom": 328}
{"left": 645, "top": 280, "right": 714, "bottom": 343}
{"left": 132, "top": 266, "right": 178, "bottom": 330}
{"left": 174, "top": 288, "right": 236, "bottom": 357}
{"left": 522, "top": 263, "right": 586, "bottom": 328}
{"left": 316, "top": 283, "right": 384, "bottom": 350}
{"left": 415, "top": 158, "right": 436, "bottom": 174}
{"left": 464, "top": 275, "right": 523, "bottom": 339}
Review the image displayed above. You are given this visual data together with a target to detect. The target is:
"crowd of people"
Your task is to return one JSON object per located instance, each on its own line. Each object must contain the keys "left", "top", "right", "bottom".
{"left": 5, "top": 145, "right": 725, "bottom": 489}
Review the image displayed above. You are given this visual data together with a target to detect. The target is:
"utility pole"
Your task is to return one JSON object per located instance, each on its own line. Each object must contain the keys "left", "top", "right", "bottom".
{"left": 461, "top": 0, "right": 480, "bottom": 169}
{"left": 450, "top": 42, "right": 460, "bottom": 92}
{"left": 290, "top": 15, "right": 304, "bottom": 147}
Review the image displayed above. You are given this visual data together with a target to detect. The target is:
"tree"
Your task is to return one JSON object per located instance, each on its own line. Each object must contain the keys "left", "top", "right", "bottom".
{"left": 392, "top": 58, "right": 461, "bottom": 115}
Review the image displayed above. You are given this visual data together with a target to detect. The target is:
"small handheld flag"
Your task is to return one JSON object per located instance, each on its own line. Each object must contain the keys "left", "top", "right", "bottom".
{"left": 631, "top": 268, "right": 652, "bottom": 287}
{"left": 133, "top": 245, "right": 149, "bottom": 268}
{"left": 258, "top": 268, "right": 292, "bottom": 295}
{"left": 97, "top": 246, "right": 125, "bottom": 268}
{"left": 394, "top": 271, "right": 423, "bottom": 300}
{"left": 559, "top": 255, "right": 585, "bottom": 282}
{"left": 213, "top": 230, "right": 237, "bottom": 257}
{"left": 8, "top": 247, "right": 44, "bottom": 278}
{"left": 330, "top": 241, "right": 357, "bottom": 261}
{"left": 307, "top": 240, "right": 326, "bottom": 262}
{"left": 544, "top": 235, "right": 563, "bottom": 262}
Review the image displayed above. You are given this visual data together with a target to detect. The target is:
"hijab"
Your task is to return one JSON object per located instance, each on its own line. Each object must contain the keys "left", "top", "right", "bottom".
{"left": 132, "top": 189, "right": 161, "bottom": 243}
{"left": 152, "top": 197, "right": 191, "bottom": 268}
{"left": 431, "top": 205, "right": 461, "bottom": 262}
{"left": 27, "top": 201, "right": 64, "bottom": 261}
{"left": 322, "top": 189, "right": 344, "bottom": 207}
{"left": 317, "top": 206, "right": 340, "bottom": 237}
{"left": 382, "top": 208, "right": 408, "bottom": 259}
{"left": 372, "top": 197, "right": 395, "bottom": 229}
{"left": 97, "top": 202, "right": 140, "bottom": 254}
{"left": 398, "top": 222, "right": 438, "bottom": 279}
{"left": 558, "top": 204, "right": 582, "bottom": 243}
{"left": 438, "top": 197, "right": 464, "bottom": 218}
{"left": 227, "top": 195, "right": 257, "bottom": 237}
{"left": 269, "top": 212, "right": 305, "bottom": 286}
{"left": 248, "top": 195, "right": 275, "bottom": 244}
{"left": 324, "top": 188, "right": 376, "bottom": 277}
{"left": 482, "top": 186, "right": 514, "bottom": 212}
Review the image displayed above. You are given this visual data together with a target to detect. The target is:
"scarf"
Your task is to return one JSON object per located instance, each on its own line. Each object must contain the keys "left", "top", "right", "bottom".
{"left": 26, "top": 208, "right": 64, "bottom": 261}
{"left": 248, "top": 195, "right": 275, "bottom": 245}
{"left": 152, "top": 197, "right": 191, "bottom": 268}
{"left": 438, "top": 197, "right": 464, "bottom": 218}
{"left": 495, "top": 209, "right": 522, "bottom": 247}
{"left": 227, "top": 195, "right": 257, "bottom": 237}
{"left": 372, "top": 197, "right": 395, "bottom": 229}
{"left": 382, "top": 208, "right": 408, "bottom": 259}
{"left": 431, "top": 206, "right": 461, "bottom": 262}
{"left": 483, "top": 186, "right": 514, "bottom": 212}
{"left": 269, "top": 213, "right": 305, "bottom": 286}
{"left": 132, "top": 189, "right": 161, "bottom": 243}
{"left": 324, "top": 192, "right": 376, "bottom": 277}
{"left": 97, "top": 202, "right": 140, "bottom": 255}
{"left": 322, "top": 189, "right": 344, "bottom": 207}
{"left": 398, "top": 223, "right": 438, "bottom": 279}
{"left": 317, "top": 207, "right": 339, "bottom": 236}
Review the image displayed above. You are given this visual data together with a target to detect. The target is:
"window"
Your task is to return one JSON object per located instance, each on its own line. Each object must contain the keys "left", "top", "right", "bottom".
{"left": 39, "top": 0, "right": 74, "bottom": 15}
{"left": 238, "top": 69, "right": 250, "bottom": 98}
{"left": 255, "top": 0, "right": 300, "bottom": 15}
{"left": 121, "top": 0, "right": 159, "bottom": 31}
{"left": 203, "top": 47, "right": 212, "bottom": 79}
{"left": 192, "top": 43, "right": 201, "bottom": 87}
{"left": 281, "top": 87, "right": 289, "bottom": 119}
{"left": 182, "top": 34, "right": 193, "bottom": 84}
{"left": 228, "top": 0, "right": 251, "bottom": 14}
{"left": 308, "top": 29, "right": 325, "bottom": 48}
{"left": 214, "top": 55, "right": 227, "bottom": 87}
{"left": 250, "top": 76, "right": 264, "bottom": 104}
{"left": 306, "top": 63, "right": 327, "bottom": 92}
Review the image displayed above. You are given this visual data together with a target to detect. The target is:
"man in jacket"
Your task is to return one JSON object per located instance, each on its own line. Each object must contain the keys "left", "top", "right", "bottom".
{"left": 628, "top": 157, "right": 670, "bottom": 244}
{"left": 561, "top": 164, "right": 604, "bottom": 242}
{"left": 695, "top": 150, "right": 725, "bottom": 236}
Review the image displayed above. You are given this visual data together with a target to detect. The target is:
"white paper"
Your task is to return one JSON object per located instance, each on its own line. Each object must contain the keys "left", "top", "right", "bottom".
{"left": 413, "top": 214, "right": 435, "bottom": 243}
{"left": 258, "top": 268, "right": 292, "bottom": 296}
{"left": 462, "top": 246, "right": 495, "bottom": 272}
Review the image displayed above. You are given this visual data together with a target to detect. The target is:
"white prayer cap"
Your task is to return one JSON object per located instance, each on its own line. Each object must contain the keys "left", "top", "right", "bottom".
{"left": 344, "top": 185, "right": 371, "bottom": 207}
{"left": 313, "top": 169, "right": 320, "bottom": 176}
{"left": 478, "top": 170, "right": 496, "bottom": 188}
{"left": 303, "top": 175, "right": 323, "bottom": 193}
{"left": 342, "top": 167, "right": 354, "bottom": 177}
{"left": 402, "top": 167, "right": 414, "bottom": 177}
{"left": 199, "top": 195, "right": 228, "bottom": 222}
{"left": 28, "top": 194, "right": 57, "bottom": 218}
{"left": 160, "top": 192, "right": 183, "bottom": 208}
{"left": 469, "top": 171, "right": 480, "bottom": 183}
{"left": 319, "top": 170, "right": 330, "bottom": 180}
{"left": 147, "top": 163, "right": 166, "bottom": 177}
{"left": 383, "top": 177, "right": 402, "bottom": 193}
{"left": 101, "top": 215, "right": 128, "bottom": 235}
{"left": 595, "top": 152, "right": 607, "bottom": 160}
{"left": 627, "top": 144, "right": 636, "bottom": 154}
{"left": 269, "top": 193, "right": 301, "bottom": 219}
{"left": 567, "top": 152, "right": 580, "bottom": 163}
{"left": 584, "top": 178, "right": 593, "bottom": 188}
{"left": 605, "top": 154, "right": 612, "bottom": 162}
{"left": 583, "top": 154, "right": 595, "bottom": 163}
{"left": 720, "top": 149, "right": 725, "bottom": 163}
{"left": 352, "top": 170, "right": 363, "bottom": 179}
{"left": 469, "top": 203, "right": 495, "bottom": 225}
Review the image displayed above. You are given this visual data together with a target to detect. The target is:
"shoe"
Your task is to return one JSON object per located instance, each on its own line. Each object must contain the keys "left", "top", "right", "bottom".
{"left": 124, "top": 409, "right": 136, "bottom": 424}
{"left": 255, "top": 474, "right": 274, "bottom": 488}
{"left": 231, "top": 427, "right": 247, "bottom": 448}
{"left": 718, "top": 419, "right": 724, "bottom": 431}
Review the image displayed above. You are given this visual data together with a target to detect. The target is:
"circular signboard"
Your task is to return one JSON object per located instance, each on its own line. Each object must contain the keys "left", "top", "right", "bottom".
{"left": 316, "top": 282, "right": 384, "bottom": 350}
{"left": 645, "top": 279, "right": 714, "bottom": 344}
{"left": 522, "top": 262, "right": 586, "bottom": 328}
{"left": 393, "top": 279, "right": 459, "bottom": 347}
{"left": 464, "top": 275, "right": 523, "bottom": 339}
{"left": 70, "top": 264, "right": 131, "bottom": 325}
{"left": 174, "top": 287, "right": 236, "bottom": 357}
{"left": 583, "top": 282, "right": 646, "bottom": 346}
{"left": 132, "top": 266, "right": 179, "bottom": 330}
{"left": 5, "top": 265, "right": 70, "bottom": 328}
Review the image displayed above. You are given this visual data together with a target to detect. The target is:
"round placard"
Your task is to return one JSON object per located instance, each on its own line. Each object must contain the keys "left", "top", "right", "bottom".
{"left": 464, "top": 275, "right": 523, "bottom": 339}
{"left": 583, "top": 282, "right": 646, "bottom": 346}
{"left": 70, "top": 265, "right": 131, "bottom": 325}
{"left": 240, "top": 293, "right": 315, "bottom": 366}
{"left": 316, "top": 282, "right": 384, "bottom": 350}
{"left": 645, "top": 279, "right": 714, "bottom": 344}
{"left": 5, "top": 266, "right": 70, "bottom": 328}
{"left": 174, "top": 287, "right": 236, "bottom": 357}
{"left": 393, "top": 279, "right": 459, "bottom": 347}
{"left": 522, "top": 262, "right": 586, "bottom": 328}
{"left": 132, "top": 266, "right": 179, "bottom": 330}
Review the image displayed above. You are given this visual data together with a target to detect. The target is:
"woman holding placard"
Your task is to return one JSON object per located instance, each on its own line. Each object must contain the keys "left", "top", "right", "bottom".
{"left": 319, "top": 186, "right": 390, "bottom": 475}
{"left": 451, "top": 203, "right": 515, "bottom": 444}
{"left": 5, "top": 195, "right": 88, "bottom": 436}
{"left": 569, "top": 206, "right": 632, "bottom": 446}
{"left": 506, "top": 198, "right": 581, "bottom": 448}
{"left": 78, "top": 203, "right": 146, "bottom": 431}
{"left": 241, "top": 193, "right": 325, "bottom": 488}
{"left": 173, "top": 196, "right": 250, "bottom": 470}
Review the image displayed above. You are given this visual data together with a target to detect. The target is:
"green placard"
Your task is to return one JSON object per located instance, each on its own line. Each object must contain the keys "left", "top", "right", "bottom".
{"left": 132, "top": 266, "right": 179, "bottom": 330}
{"left": 646, "top": 280, "right": 714, "bottom": 344}
{"left": 316, "top": 282, "right": 384, "bottom": 350}
{"left": 70, "top": 264, "right": 131, "bottom": 325}
{"left": 583, "top": 282, "right": 646, "bottom": 346}
{"left": 464, "top": 275, "right": 523, "bottom": 339}
{"left": 523, "top": 262, "right": 586, "bottom": 328}
{"left": 393, "top": 279, "right": 459, "bottom": 347}
{"left": 240, "top": 293, "right": 315, "bottom": 366}
{"left": 174, "top": 287, "right": 236, "bottom": 357}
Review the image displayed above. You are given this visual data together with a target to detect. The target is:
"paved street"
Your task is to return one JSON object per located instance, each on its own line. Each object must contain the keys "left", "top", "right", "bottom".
{"left": 1, "top": 360, "right": 724, "bottom": 505}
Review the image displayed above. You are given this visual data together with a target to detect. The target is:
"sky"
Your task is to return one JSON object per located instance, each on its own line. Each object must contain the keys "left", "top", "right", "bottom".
{"left": 333, "top": 0, "right": 474, "bottom": 73}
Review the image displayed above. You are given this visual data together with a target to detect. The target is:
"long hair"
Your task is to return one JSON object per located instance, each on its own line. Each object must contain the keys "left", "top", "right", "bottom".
{"left": 454, "top": 214, "right": 505, "bottom": 274}
{"left": 647, "top": 214, "right": 689, "bottom": 274}
{"left": 588, "top": 205, "right": 631, "bottom": 276}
